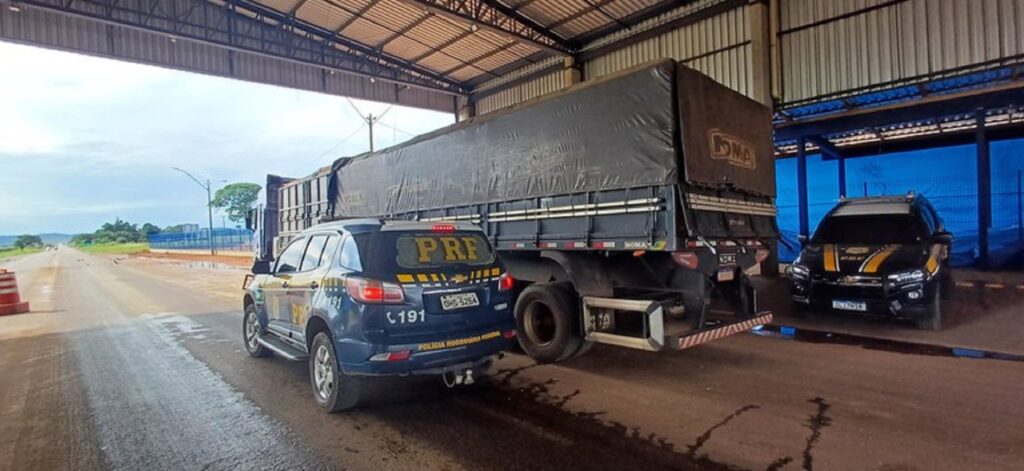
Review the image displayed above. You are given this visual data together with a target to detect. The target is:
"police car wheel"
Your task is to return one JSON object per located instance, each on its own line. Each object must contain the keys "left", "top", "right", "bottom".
{"left": 309, "top": 332, "right": 360, "bottom": 412}
{"left": 243, "top": 305, "right": 269, "bottom": 358}
{"left": 515, "top": 283, "right": 582, "bottom": 364}
{"left": 916, "top": 287, "right": 942, "bottom": 331}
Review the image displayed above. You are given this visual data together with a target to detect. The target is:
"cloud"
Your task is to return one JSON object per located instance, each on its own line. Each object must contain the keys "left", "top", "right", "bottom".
{"left": 0, "top": 42, "right": 454, "bottom": 234}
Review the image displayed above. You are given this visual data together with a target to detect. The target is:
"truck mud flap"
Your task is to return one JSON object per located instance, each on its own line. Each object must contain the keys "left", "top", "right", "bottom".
{"left": 582, "top": 296, "right": 771, "bottom": 352}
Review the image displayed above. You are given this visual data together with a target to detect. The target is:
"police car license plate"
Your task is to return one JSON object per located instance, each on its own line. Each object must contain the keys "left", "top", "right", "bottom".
{"left": 832, "top": 300, "right": 867, "bottom": 312}
{"left": 441, "top": 292, "right": 480, "bottom": 311}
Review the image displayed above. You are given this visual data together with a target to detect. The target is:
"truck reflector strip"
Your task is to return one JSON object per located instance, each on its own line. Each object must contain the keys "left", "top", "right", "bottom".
{"left": 677, "top": 313, "right": 773, "bottom": 350}
{"left": 686, "top": 194, "right": 777, "bottom": 217}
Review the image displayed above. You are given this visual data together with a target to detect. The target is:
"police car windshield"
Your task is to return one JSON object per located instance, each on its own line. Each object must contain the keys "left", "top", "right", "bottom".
{"left": 813, "top": 214, "right": 927, "bottom": 245}
{"left": 351, "top": 230, "right": 495, "bottom": 276}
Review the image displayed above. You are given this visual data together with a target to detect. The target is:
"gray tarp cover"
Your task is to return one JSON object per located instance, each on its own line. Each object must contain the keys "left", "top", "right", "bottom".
{"left": 331, "top": 61, "right": 677, "bottom": 217}
{"left": 330, "top": 59, "right": 775, "bottom": 218}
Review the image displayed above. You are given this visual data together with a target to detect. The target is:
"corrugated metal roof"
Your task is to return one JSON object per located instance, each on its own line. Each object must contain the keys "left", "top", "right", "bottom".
{"left": 246, "top": 0, "right": 681, "bottom": 86}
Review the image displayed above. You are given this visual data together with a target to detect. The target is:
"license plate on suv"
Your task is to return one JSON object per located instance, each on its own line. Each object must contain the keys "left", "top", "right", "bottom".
{"left": 440, "top": 292, "right": 480, "bottom": 311}
{"left": 832, "top": 300, "right": 867, "bottom": 312}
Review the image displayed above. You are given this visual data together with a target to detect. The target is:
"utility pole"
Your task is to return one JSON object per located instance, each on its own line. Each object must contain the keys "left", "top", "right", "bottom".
{"left": 172, "top": 167, "right": 216, "bottom": 256}
{"left": 368, "top": 113, "right": 375, "bottom": 152}
{"left": 346, "top": 98, "right": 390, "bottom": 152}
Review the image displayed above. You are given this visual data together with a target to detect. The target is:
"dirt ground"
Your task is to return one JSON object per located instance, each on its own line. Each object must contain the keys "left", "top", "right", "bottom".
{"left": 129, "top": 250, "right": 253, "bottom": 268}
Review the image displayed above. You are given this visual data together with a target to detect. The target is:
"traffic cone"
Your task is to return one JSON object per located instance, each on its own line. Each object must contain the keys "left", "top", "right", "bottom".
{"left": 0, "top": 269, "right": 30, "bottom": 316}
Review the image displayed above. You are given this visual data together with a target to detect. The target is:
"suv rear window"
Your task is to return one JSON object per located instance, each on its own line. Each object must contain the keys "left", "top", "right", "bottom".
{"left": 351, "top": 231, "right": 495, "bottom": 276}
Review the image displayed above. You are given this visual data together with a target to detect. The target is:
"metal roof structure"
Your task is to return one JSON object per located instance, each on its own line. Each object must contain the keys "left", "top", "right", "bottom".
{"left": 0, "top": 0, "right": 697, "bottom": 110}
{"left": 249, "top": 0, "right": 696, "bottom": 86}
{"left": 7, "top": 0, "right": 689, "bottom": 87}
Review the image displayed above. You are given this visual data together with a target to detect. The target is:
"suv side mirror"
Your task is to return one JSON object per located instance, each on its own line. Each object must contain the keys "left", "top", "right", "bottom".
{"left": 932, "top": 231, "right": 954, "bottom": 244}
{"left": 252, "top": 259, "right": 273, "bottom": 275}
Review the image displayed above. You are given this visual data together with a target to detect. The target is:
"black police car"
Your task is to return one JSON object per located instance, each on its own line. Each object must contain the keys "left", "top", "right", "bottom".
{"left": 787, "top": 194, "right": 954, "bottom": 330}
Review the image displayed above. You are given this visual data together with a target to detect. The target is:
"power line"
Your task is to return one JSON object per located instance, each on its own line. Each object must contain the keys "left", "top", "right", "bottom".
{"left": 345, "top": 97, "right": 392, "bottom": 151}
{"left": 294, "top": 123, "right": 367, "bottom": 170}
{"left": 376, "top": 121, "right": 416, "bottom": 138}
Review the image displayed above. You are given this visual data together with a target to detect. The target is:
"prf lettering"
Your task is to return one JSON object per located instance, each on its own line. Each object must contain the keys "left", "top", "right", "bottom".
{"left": 415, "top": 237, "right": 479, "bottom": 262}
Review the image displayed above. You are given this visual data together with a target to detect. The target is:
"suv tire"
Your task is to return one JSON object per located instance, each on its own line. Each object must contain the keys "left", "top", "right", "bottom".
{"left": 515, "top": 283, "right": 582, "bottom": 363}
{"left": 310, "top": 332, "right": 361, "bottom": 412}
{"left": 243, "top": 304, "right": 269, "bottom": 358}
{"left": 916, "top": 286, "right": 942, "bottom": 331}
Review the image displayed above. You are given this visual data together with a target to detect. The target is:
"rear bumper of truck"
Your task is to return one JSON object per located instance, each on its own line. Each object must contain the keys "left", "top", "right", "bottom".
{"left": 581, "top": 296, "right": 772, "bottom": 352}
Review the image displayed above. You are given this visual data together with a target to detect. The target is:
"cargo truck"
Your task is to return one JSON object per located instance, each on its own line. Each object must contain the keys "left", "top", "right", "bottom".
{"left": 250, "top": 59, "right": 777, "bottom": 362}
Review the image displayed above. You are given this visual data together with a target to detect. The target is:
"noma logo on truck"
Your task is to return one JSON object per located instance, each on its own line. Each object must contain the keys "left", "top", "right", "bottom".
{"left": 708, "top": 128, "right": 757, "bottom": 170}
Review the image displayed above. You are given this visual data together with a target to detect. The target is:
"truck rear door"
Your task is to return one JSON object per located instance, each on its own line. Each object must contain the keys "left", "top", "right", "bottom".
{"left": 675, "top": 64, "right": 778, "bottom": 241}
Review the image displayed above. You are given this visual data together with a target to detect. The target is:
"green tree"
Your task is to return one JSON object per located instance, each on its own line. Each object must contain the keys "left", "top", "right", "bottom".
{"left": 141, "top": 223, "right": 161, "bottom": 237}
{"left": 13, "top": 235, "right": 43, "bottom": 249}
{"left": 211, "top": 183, "right": 261, "bottom": 223}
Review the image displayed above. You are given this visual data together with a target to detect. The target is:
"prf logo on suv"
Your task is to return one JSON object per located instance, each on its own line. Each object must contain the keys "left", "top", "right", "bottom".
{"left": 242, "top": 220, "right": 517, "bottom": 412}
{"left": 786, "top": 194, "right": 954, "bottom": 331}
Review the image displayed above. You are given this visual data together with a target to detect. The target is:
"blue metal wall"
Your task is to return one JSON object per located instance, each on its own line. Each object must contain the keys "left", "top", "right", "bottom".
{"left": 776, "top": 138, "right": 1024, "bottom": 268}
{"left": 148, "top": 228, "right": 254, "bottom": 253}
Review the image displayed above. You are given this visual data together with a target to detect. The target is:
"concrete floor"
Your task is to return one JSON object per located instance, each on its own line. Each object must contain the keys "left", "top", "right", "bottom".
{"left": 755, "top": 273, "right": 1024, "bottom": 356}
{"left": 1, "top": 247, "right": 1022, "bottom": 470}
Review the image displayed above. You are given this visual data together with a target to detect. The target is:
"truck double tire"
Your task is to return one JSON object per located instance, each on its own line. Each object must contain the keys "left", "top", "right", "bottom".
{"left": 515, "top": 283, "right": 584, "bottom": 363}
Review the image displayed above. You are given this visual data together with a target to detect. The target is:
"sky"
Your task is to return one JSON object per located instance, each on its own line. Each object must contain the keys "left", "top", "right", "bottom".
{"left": 0, "top": 41, "right": 455, "bottom": 235}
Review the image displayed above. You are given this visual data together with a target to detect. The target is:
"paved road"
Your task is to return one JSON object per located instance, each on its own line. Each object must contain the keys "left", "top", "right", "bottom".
{"left": 1, "top": 247, "right": 1021, "bottom": 470}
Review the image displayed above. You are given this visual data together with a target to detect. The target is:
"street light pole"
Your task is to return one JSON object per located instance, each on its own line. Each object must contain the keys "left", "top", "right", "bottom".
{"left": 172, "top": 167, "right": 216, "bottom": 256}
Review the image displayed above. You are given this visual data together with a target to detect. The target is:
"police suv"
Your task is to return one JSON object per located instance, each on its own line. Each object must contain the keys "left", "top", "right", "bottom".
{"left": 242, "top": 220, "right": 517, "bottom": 412}
{"left": 787, "top": 194, "right": 954, "bottom": 330}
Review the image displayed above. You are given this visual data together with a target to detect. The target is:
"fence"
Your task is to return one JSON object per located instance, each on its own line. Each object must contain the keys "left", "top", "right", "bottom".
{"left": 148, "top": 228, "right": 254, "bottom": 253}
{"left": 776, "top": 141, "right": 1024, "bottom": 268}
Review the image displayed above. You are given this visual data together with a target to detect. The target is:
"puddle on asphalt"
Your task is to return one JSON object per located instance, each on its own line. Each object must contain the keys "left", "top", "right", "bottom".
{"left": 750, "top": 324, "right": 1024, "bottom": 362}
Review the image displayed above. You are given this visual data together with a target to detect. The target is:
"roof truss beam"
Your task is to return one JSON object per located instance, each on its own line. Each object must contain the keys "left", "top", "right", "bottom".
{"left": 396, "top": 0, "right": 574, "bottom": 55}
{"left": 13, "top": 0, "right": 466, "bottom": 93}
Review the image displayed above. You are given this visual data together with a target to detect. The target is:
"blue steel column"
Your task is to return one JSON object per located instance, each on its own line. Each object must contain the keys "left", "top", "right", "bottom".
{"left": 837, "top": 155, "right": 847, "bottom": 197}
{"left": 797, "top": 137, "right": 810, "bottom": 244}
{"left": 976, "top": 112, "right": 991, "bottom": 267}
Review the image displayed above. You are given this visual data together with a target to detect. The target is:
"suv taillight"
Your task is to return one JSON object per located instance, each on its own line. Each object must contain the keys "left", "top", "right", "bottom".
{"left": 345, "top": 277, "right": 405, "bottom": 304}
{"left": 498, "top": 273, "right": 515, "bottom": 292}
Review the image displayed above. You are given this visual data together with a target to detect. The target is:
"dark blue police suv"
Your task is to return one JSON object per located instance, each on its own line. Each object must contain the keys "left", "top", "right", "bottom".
{"left": 242, "top": 220, "right": 517, "bottom": 412}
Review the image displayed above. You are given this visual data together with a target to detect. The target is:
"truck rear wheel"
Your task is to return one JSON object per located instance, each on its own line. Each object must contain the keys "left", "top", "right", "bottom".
{"left": 515, "top": 283, "right": 583, "bottom": 363}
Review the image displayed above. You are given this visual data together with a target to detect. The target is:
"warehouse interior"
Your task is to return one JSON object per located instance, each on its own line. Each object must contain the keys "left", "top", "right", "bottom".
{"left": 2, "top": 0, "right": 1022, "bottom": 267}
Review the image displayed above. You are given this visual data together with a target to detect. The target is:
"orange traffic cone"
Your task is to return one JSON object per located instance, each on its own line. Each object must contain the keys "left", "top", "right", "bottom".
{"left": 0, "top": 269, "right": 30, "bottom": 316}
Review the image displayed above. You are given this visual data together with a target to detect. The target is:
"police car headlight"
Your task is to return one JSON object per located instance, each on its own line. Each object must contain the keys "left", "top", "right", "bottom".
{"left": 787, "top": 263, "right": 810, "bottom": 280}
{"left": 888, "top": 269, "right": 926, "bottom": 285}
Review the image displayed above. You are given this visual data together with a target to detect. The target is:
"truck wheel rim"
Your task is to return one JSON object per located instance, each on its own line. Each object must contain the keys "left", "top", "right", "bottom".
{"left": 314, "top": 345, "right": 335, "bottom": 400}
{"left": 245, "top": 311, "right": 259, "bottom": 351}
{"left": 523, "top": 301, "right": 556, "bottom": 347}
